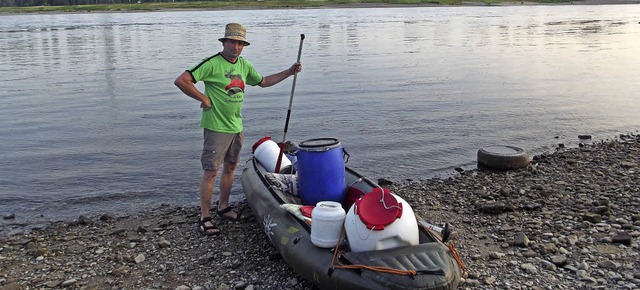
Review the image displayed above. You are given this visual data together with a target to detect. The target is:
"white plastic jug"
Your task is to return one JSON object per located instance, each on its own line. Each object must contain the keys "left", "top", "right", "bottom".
{"left": 344, "top": 190, "right": 419, "bottom": 252}
{"left": 311, "top": 201, "right": 346, "bottom": 248}
{"left": 252, "top": 137, "right": 291, "bottom": 173}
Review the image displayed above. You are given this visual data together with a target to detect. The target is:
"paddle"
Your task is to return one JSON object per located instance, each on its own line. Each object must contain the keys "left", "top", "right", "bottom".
{"left": 274, "top": 33, "right": 305, "bottom": 173}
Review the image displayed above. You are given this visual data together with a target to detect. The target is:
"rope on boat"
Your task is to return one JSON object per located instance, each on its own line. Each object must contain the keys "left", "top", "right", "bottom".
{"left": 326, "top": 184, "right": 466, "bottom": 277}
{"left": 330, "top": 226, "right": 418, "bottom": 276}
{"left": 379, "top": 187, "right": 402, "bottom": 211}
{"left": 419, "top": 223, "right": 467, "bottom": 277}
{"left": 448, "top": 242, "right": 466, "bottom": 277}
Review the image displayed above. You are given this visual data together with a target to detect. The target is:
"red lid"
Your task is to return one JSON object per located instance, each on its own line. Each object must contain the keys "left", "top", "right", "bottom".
{"left": 344, "top": 186, "right": 367, "bottom": 210}
{"left": 354, "top": 188, "right": 403, "bottom": 231}
{"left": 252, "top": 136, "right": 272, "bottom": 153}
{"left": 300, "top": 206, "right": 314, "bottom": 218}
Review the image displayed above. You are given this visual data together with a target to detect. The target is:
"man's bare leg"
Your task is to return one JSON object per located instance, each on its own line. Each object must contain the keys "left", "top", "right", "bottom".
{"left": 199, "top": 170, "right": 219, "bottom": 233}
{"left": 217, "top": 161, "right": 239, "bottom": 219}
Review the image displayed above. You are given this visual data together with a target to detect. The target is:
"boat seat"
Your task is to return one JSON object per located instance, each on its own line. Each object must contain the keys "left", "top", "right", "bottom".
{"left": 342, "top": 243, "right": 451, "bottom": 276}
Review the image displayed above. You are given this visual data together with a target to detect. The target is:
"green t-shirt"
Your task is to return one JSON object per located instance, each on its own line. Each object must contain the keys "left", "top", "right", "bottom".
{"left": 188, "top": 54, "right": 263, "bottom": 133}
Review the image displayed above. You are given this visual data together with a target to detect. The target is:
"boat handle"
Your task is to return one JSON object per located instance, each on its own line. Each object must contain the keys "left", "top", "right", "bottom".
{"left": 343, "top": 148, "right": 350, "bottom": 164}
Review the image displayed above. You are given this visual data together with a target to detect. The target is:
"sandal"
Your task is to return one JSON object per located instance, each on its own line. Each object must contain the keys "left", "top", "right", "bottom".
{"left": 216, "top": 206, "right": 243, "bottom": 221}
{"left": 198, "top": 216, "right": 221, "bottom": 236}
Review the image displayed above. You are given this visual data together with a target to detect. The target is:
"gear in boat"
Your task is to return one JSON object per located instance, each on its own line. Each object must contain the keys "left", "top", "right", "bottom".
{"left": 242, "top": 137, "right": 465, "bottom": 290}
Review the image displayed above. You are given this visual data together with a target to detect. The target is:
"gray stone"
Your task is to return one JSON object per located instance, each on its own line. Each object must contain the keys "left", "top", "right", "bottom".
{"left": 45, "top": 281, "right": 62, "bottom": 288}
{"left": 541, "top": 260, "right": 557, "bottom": 271}
{"left": 0, "top": 282, "right": 22, "bottom": 290}
{"left": 514, "top": 233, "right": 530, "bottom": 247}
{"left": 77, "top": 215, "right": 93, "bottom": 225}
{"left": 576, "top": 269, "right": 590, "bottom": 279}
{"left": 158, "top": 237, "right": 171, "bottom": 248}
{"left": 620, "top": 162, "right": 636, "bottom": 168}
{"left": 522, "top": 250, "right": 537, "bottom": 258}
{"left": 567, "top": 235, "right": 579, "bottom": 245}
{"left": 60, "top": 278, "right": 77, "bottom": 287}
{"left": 110, "top": 265, "right": 130, "bottom": 275}
{"left": 607, "top": 271, "right": 623, "bottom": 280}
{"left": 521, "top": 263, "right": 538, "bottom": 274}
{"left": 583, "top": 213, "right": 602, "bottom": 223}
{"left": 542, "top": 243, "right": 557, "bottom": 253}
{"left": 79, "top": 284, "right": 100, "bottom": 290}
{"left": 467, "top": 272, "right": 480, "bottom": 279}
{"left": 134, "top": 254, "right": 145, "bottom": 264}
{"left": 578, "top": 261, "right": 590, "bottom": 271}
{"left": 489, "top": 252, "right": 506, "bottom": 260}
{"left": 464, "top": 279, "right": 481, "bottom": 286}
{"left": 565, "top": 265, "right": 579, "bottom": 272}
{"left": 582, "top": 276, "right": 599, "bottom": 283}
{"left": 612, "top": 232, "right": 632, "bottom": 245}
{"left": 551, "top": 255, "right": 568, "bottom": 267}
{"left": 286, "top": 278, "right": 299, "bottom": 287}
{"left": 597, "top": 260, "right": 618, "bottom": 269}
{"left": 233, "top": 281, "right": 247, "bottom": 289}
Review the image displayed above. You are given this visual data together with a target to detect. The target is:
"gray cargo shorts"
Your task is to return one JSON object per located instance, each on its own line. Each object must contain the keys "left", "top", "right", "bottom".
{"left": 201, "top": 129, "right": 244, "bottom": 172}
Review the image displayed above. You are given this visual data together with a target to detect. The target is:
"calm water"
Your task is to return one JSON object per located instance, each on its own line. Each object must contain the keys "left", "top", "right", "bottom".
{"left": 1, "top": 5, "right": 639, "bottom": 232}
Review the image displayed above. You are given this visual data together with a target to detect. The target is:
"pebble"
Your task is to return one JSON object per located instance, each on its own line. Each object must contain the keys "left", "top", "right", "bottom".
{"left": 521, "top": 263, "right": 539, "bottom": 274}
{"left": 61, "top": 278, "right": 77, "bottom": 287}
{"left": 484, "top": 276, "right": 496, "bottom": 285}
{"left": 489, "top": 252, "right": 506, "bottom": 260}
{"left": 134, "top": 253, "right": 145, "bottom": 264}
{"left": 552, "top": 255, "right": 568, "bottom": 267}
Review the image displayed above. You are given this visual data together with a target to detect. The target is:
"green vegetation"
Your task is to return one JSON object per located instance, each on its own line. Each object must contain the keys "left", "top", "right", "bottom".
{"left": 0, "top": 0, "right": 570, "bottom": 14}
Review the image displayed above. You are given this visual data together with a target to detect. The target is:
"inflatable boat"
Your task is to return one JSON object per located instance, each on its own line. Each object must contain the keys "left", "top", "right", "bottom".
{"left": 241, "top": 137, "right": 464, "bottom": 290}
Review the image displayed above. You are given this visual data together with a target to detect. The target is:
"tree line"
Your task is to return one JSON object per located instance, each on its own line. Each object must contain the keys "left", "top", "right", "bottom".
{"left": 1, "top": 0, "right": 199, "bottom": 7}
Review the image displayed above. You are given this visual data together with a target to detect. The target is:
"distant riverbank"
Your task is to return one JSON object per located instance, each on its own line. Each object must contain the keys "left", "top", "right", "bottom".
{"left": 1, "top": 0, "right": 639, "bottom": 15}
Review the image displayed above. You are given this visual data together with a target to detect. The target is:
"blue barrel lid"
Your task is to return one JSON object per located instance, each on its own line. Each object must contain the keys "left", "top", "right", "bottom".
{"left": 298, "top": 138, "right": 341, "bottom": 152}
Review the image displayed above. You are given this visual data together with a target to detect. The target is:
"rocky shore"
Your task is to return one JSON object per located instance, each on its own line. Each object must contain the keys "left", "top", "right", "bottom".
{"left": 1, "top": 133, "right": 638, "bottom": 290}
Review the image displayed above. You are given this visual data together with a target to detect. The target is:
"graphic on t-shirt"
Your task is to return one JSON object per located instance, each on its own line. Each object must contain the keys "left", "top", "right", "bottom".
{"left": 224, "top": 68, "right": 245, "bottom": 96}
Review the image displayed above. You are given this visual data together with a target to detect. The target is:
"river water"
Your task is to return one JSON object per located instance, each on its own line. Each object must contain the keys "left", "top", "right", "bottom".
{"left": 1, "top": 5, "right": 639, "bottom": 232}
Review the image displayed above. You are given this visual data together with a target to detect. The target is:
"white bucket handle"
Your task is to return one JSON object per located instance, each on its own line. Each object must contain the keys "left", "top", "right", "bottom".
{"left": 352, "top": 203, "right": 376, "bottom": 240}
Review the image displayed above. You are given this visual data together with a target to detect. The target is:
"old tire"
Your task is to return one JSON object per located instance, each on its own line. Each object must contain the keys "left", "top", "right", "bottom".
{"left": 477, "top": 145, "right": 529, "bottom": 171}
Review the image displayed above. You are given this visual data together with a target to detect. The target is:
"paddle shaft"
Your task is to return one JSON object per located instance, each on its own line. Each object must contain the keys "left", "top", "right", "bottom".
{"left": 274, "top": 34, "right": 305, "bottom": 173}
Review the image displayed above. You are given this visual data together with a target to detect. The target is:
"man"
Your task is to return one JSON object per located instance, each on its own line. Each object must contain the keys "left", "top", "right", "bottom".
{"left": 174, "top": 23, "right": 302, "bottom": 236}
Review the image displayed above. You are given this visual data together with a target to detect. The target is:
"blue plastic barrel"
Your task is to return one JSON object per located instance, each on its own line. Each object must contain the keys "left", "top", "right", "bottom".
{"left": 297, "top": 138, "right": 346, "bottom": 206}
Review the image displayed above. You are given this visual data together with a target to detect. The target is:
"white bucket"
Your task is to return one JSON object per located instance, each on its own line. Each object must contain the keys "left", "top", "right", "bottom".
{"left": 345, "top": 192, "right": 419, "bottom": 252}
{"left": 252, "top": 137, "right": 291, "bottom": 173}
{"left": 311, "top": 201, "right": 346, "bottom": 248}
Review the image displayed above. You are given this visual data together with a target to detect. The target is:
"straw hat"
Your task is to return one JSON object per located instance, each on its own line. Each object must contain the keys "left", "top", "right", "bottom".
{"left": 218, "top": 23, "right": 250, "bottom": 46}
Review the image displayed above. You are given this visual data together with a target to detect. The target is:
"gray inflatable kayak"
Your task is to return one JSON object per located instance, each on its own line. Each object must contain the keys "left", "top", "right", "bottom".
{"left": 241, "top": 153, "right": 463, "bottom": 290}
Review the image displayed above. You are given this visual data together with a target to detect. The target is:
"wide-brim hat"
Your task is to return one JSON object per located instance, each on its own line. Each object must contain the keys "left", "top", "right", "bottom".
{"left": 218, "top": 23, "right": 250, "bottom": 46}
